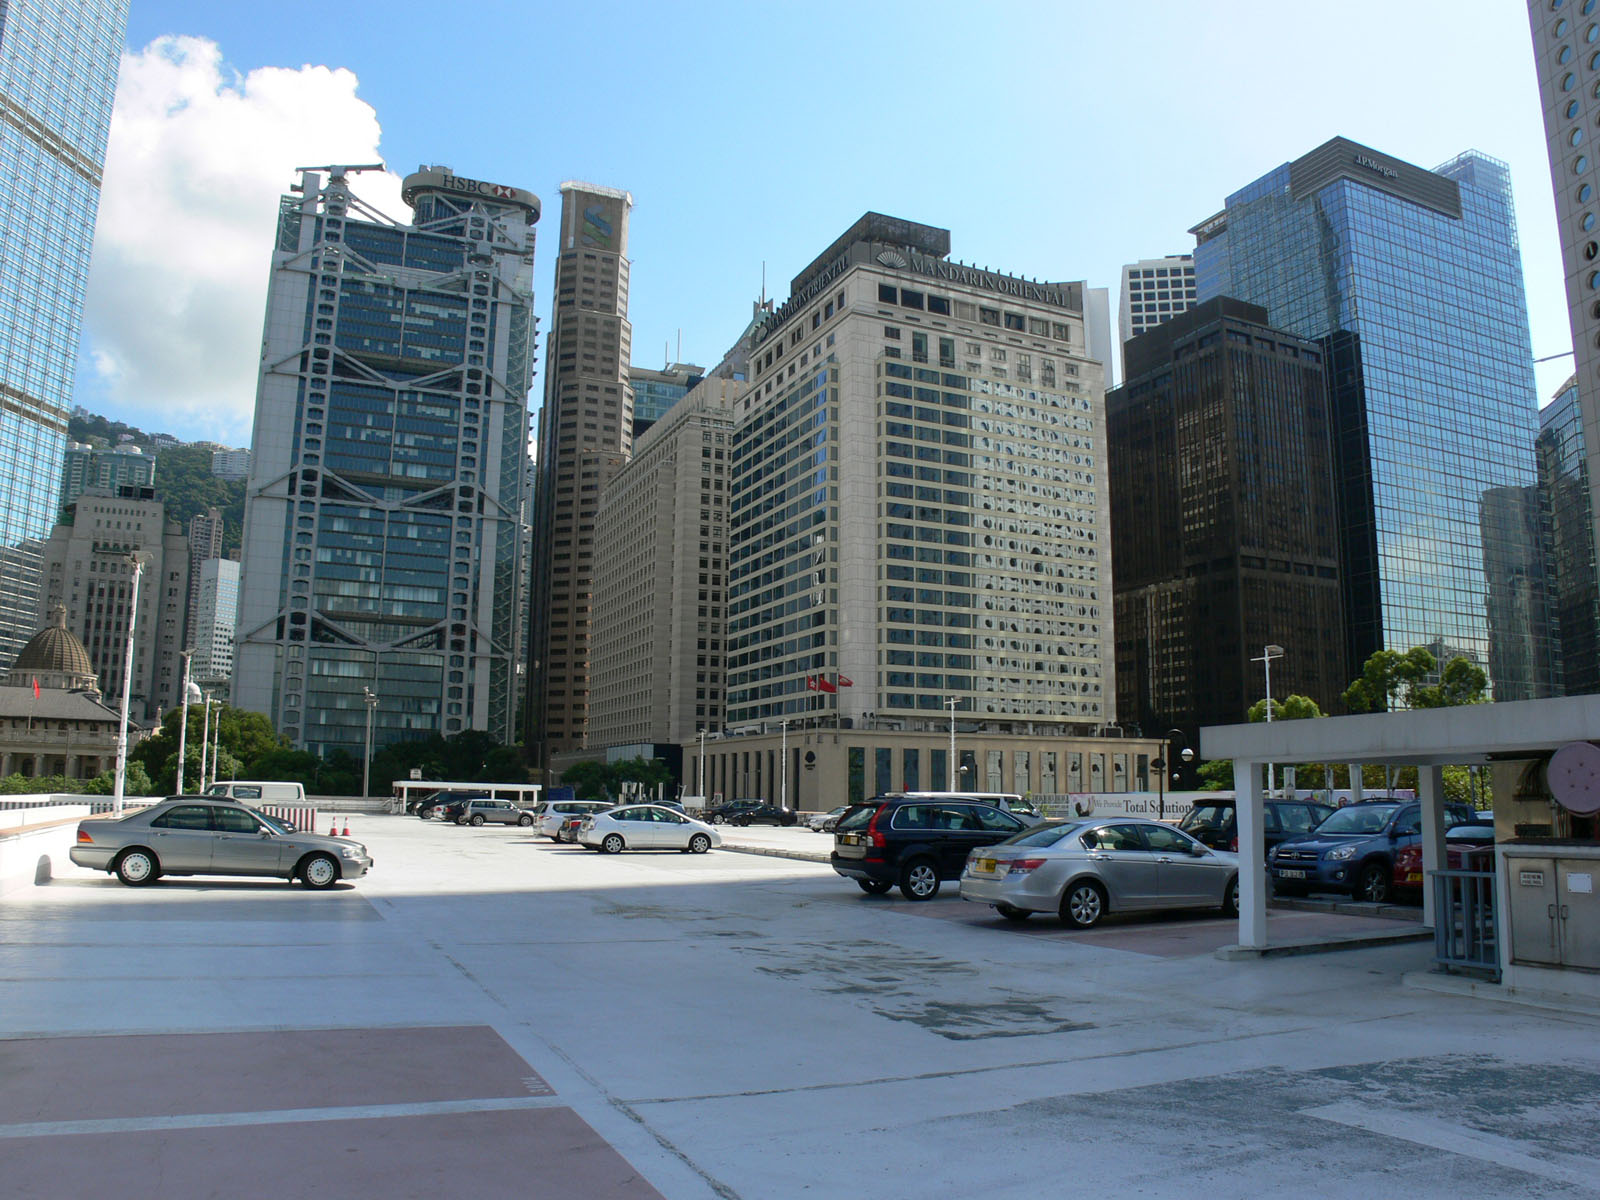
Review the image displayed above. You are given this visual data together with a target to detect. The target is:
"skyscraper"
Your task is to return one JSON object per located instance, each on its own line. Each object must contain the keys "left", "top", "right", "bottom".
{"left": 0, "top": 0, "right": 131, "bottom": 668}
{"left": 193, "top": 558, "right": 240, "bottom": 686}
{"left": 1117, "top": 255, "right": 1197, "bottom": 345}
{"left": 1192, "top": 137, "right": 1557, "bottom": 698}
{"left": 1539, "top": 376, "right": 1599, "bottom": 695}
{"left": 236, "top": 165, "right": 540, "bottom": 756}
{"left": 526, "top": 182, "right": 634, "bottom": 770}
{"left": 59, "top": 442, "right": 156, "bottom": 512}
{"left": 628, "top": 362, "right": 703, "bottom": 437}
{"left": 185, "top": 507, "right": 224, "bottom": 655}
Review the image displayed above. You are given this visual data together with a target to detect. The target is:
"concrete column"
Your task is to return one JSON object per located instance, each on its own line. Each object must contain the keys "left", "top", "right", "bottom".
{"left": 1349, "top": 765, "right": 1364, "bottom": 803}
{"left": 1418, "top": 764, "right": 1446, "bottom": 928}
{"left": 1233, "top": 758, "right": 1267, "bottom": 948}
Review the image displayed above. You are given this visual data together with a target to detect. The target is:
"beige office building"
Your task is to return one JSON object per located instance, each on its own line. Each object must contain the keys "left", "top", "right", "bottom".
{"left": 36, "top": 486, "right": 189, "bottom": 721}
{"left": 686, "top": 213, "right": 1150, "bottom": 809}
{"left": 588, "top": 377, "right": 740, "bottom": 754}
{"left": 527, "top": 182, "right": 635, "bottom": 769}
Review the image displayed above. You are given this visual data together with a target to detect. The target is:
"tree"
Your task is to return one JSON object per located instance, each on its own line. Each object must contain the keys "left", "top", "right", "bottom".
{"left": 1412, "top": 656, "right": 1488, "bottom": 709}
{"left": 561, "top": 760, "right": 610, "bottom": 801}
{"left": 1246, "top": 693, "right": 1325, "bottom": 723}
{"left": 131, "top": 703, "right": 285, "bottom": 792}
{"left": 1342, "top": 647, "right": 1486, "bottom": 713}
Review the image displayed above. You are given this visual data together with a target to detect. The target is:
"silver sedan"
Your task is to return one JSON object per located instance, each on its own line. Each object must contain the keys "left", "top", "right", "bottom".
{"left": 70, "top": 797, "right": 373, "bottom": 889}
{"left": 959, "top": 817, "right": 1238, "bottom": 928}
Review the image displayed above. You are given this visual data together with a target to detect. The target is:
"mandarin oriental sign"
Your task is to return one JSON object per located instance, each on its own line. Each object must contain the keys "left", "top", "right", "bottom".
{"left": 904, "top": 251, "right": 1076, "bottom": 307}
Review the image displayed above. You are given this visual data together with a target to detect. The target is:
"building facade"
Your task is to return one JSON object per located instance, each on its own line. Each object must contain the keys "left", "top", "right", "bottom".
{"left": 1539, "top": 377, "right": 1599, "bottom": 694}
{"left": 1110, "top": 299, "right": 1344, "bottom": 738}
{"left": 526, "top": 182, "right": 635, "bottom": 768}
{"left": 194, "top": 558, "right": 239, "bottom": 686}
{"left": 36, "top": 486, "right": 189, "bottom": 722}
{"left": 1528, "top": 3, "right": 1600, "bottom": 604}
{"left": 589, "top": 377, "right": 739, "bottom": 753}
{"left": 59, "top": 443, "right": 156, "bottom": 512}
{"left": 724, "top": 213, "right": 1116, "bottom": 743}
{"left": 185, "top": 507, "right": 224, "bottom": 655}
{"left": 0, "top": 0, "right": 131, "bottom": 669}
{"left": 236, "top": 166, "right": 539, "bottom": 756}
{"left": 1118, "top": 255, "right": 1197, "bottom": 346}
{"left": 1192, "top": 137, "right": 1557, "bottom": 698}
{"left": 210, "top": 447, "right": 251, "bottom": 481}
{"left": 629, "top": 362, "right": 704, "bottom": 438}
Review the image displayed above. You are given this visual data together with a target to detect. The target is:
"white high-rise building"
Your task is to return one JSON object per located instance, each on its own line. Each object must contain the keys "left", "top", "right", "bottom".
{"left": 194, "top": 558, "right": 239, "bottom": 685}
{"left": 1118, "top": 255, "right": 1197, "bottom": 346}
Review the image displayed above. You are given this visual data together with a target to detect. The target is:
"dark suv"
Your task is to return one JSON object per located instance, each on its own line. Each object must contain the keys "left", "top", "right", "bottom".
{"left": 1179, "top": 798, "right": 1336, "bottom": 854}
{"left": 1268, "top": 799, "right": 1475, "bottom": 902}
{"left": 831, "top": 794, "right": 1028, "bottom": 901}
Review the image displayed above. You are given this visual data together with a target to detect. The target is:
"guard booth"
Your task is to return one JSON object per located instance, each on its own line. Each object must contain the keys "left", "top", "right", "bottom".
{"left": 1202, "top": 695, "right": 1600, "bottom": 1006}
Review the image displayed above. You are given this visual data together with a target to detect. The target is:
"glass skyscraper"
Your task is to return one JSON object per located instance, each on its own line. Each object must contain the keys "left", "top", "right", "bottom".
{"left": 1193, "top": 137, "right": 1557, "bottom": 698}
{"left": 0, "top": 0, "right": 130, "bottom": 668}
{"left": 236, "top": 166, "right": 540, "bottom": 756}
{"left": 1539, "top": 378, "right": 1599, "bottom": 695}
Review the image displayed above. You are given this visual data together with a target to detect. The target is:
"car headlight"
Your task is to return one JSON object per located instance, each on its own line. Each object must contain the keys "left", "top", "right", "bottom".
{"left": 340, "top": 846, "right": 364, "bottom": 859}
{"left": 1327, "top": 845, "right": 1358, "bottom": 861}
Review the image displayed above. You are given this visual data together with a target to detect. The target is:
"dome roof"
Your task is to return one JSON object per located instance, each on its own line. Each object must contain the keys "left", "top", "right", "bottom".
{"left": 14, "top": 605, "right": 94, "bottom": 677}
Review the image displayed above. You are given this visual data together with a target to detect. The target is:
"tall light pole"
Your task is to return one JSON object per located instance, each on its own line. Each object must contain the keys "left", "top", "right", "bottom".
{"left": 1251, "top": 644, "right": 1285, "bottom": 796}
{"left": 362, "top": 686, "right": 378, "bottom": 799}
{"left": 945, "top": 696, "right": 959, "bottom": 789}
{"left": 779, "top": 719, "right": 789, "bottom": 810}
{"left": 698, "top": 729, "right": 706, "bottom": 799}
{"left": 112, "top": 553, "right": 146, "bottom": 817}
{"left": 175, "top": 649, "right": 194, "bottom": 794}
{"left": 199, "top": 693, "right": 212, "bottom": 790}
{"left": 211, "top": 697, "right": 224, "bottom": 784}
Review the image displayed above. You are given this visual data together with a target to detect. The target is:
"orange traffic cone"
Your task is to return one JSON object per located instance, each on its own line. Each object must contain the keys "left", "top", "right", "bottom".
{"left": 341, "top": 820, "right": 350, "bottom": 837}
{"left": 330, "top": 817, "right": 339, "bottom": 836}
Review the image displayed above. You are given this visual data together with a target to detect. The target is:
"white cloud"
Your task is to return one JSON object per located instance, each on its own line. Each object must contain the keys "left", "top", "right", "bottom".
{"left": 80, "top": 36, "right": 406, "bottom": 444}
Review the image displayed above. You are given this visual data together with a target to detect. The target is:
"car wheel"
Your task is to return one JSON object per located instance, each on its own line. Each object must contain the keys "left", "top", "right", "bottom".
{"left": 299, "top": 853, "right": 339, "bottom": 890}
{"left": 518, "top": 814, "right": 533, "bottom": 826}
{"left": 601, "top": 833, "right": 625, "bottom": 855}
{"left": 548, "top": 835, "right": 561, "bottom": 843}
{"left": 417, "top": 810, "right": 432, "bottom": 821}
{"left": 469, "top": 814, "right": 486, "bottom": 826}
{"left": 688, "top": 833, "right": 711, "bottom": 854}
{"left": 899, "top": 857, "right": 940, "bottom": 901}
{"left": 710, "top": 813, "right": 724, "bottom": 824}
{"left": 996, "top": 903, "right": 1032, "bottom": 923}
{"left": 1222, "top": 877, "right": 1240, "bottom": 918}
{"left": 1356, "top": 860, "right": 1391, "bottom": 904}
{"left": 1060, "top": 880, "right": 1107, "bottom": 928}
{"left": 114, "top": 848, "right": 159, "bottom": 887}
{"left": 856, "top": 879, "right": 892, "bottom": 895}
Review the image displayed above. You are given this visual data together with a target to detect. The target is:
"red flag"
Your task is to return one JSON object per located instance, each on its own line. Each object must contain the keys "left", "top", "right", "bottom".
{"left": 805, "top": 676, "right": 817, "bottom": 691}
{"left": 818, "top": 677, "right": 837, "bottom": 693}
{"left": 837, "top": 674, "right": 853, "bottom": 688}
{"left": 32, "top": 676, "right": 40, "bottom": 699}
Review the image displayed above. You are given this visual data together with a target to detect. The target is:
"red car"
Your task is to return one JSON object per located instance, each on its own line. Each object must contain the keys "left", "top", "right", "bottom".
{"left": 1393, "top": 824, "right": 1495, "bottom": 898}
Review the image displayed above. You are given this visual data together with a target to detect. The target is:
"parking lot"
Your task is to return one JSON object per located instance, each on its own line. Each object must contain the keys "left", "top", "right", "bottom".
{"left": 4, "top": 814, "right": 1599, "bottom": 1198}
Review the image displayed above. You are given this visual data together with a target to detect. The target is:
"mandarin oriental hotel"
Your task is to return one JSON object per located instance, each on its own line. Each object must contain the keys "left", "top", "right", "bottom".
{"left": 694, "top": 214, "right": 1159, "bottom": 810}
{"left": 235, "top": 167, "right": 538, "bottom": 757}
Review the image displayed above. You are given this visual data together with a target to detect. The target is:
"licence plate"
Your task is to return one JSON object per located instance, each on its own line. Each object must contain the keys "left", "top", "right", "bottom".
{"left": 840, "top": 833, "right": 862, "bottom": 846}
{"left": 1406, "top": 872, "right": 1423, "bottom": 884}
{"left": 977, "top": 858, "right": 996, "bottom": 874}
{"left": 1278, "top": 869, "right": 1307, "bottom": 879}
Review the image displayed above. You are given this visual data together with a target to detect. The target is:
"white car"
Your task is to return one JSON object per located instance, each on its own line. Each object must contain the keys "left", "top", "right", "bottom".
{"left": 808, "top": 805, "right": 847, "bottom": 833}
{"left": 578, "top": 804, "right": 721, "bottom": 854}
{"left": 535, "top": 800, "right": 613, "bottom": 841}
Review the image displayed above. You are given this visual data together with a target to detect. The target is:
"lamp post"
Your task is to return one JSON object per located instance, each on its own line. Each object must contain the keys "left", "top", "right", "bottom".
{"left": 112, "top": 553, "right": 146, "bottom": 818}
{"left": 779, "top": 719, "right": 789, "bottom": 811}
{"left": 199, "top": 693, "right": 212, "bottom": 790}
{"left": 1151, "top": 727, "right": 1192, "bottom": 823}
{"left": 1251, "top": 644, "right": 1285, "bottom": 796}
{"left": 698, "top": 730, "right": 707, "bottom": 800}
{"left": 211, "top": 697, "right": 224, "bottom": 786}
{"left": 945, "top": 696, "right": 960, "bottom": 789}
{"left": 362, "top": 686, "right": 378, "bottom": 800}
{"left": 175, "top": 650, "right": 194, "bottom": 794}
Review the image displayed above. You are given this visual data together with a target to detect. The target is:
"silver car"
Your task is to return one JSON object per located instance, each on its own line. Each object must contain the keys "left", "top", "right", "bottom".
{"left": 959, "top": 817, "right": 1238, "bottom": 928}
{"left": 456, "top": 799, "right": 535, "bottom": 827}
{"left": 535, "top": 799, "right": 613, "bottom": 841}
{"left": 70, "top": 797, "right": 373, "bottom": 889}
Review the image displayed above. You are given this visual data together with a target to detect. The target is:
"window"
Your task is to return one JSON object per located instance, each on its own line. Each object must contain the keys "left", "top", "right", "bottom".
{"left": 878, "top": 284, "right": 897, "bottom": 304}
{"left": 979, "top": 307, "right": 1000, "bottom": 326}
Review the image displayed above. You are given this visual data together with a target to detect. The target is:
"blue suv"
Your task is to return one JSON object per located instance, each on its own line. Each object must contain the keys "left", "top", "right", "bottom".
{"left": 1268, "top": 800, "right": 1474, "bottom": 903}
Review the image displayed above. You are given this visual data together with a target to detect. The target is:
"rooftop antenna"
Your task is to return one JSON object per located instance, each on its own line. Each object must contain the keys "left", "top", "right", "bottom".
{"left": 677, "top": 329, "right": 682, "bottom": 363}
{"left": 761, "top": 261, "right": 767, "bottom": 306}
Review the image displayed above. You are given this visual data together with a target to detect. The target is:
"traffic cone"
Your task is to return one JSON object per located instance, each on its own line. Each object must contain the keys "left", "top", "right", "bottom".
{"left": 330, "top": 817, "right": 339, "bottom": 836}
{"left": 341, "top": 820, "right": 350, "bottom": 837}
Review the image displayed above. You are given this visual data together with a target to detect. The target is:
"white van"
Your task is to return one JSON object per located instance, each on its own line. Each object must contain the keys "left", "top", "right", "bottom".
{"left": 204, "top": 781, "right": 307, "bottom": 804}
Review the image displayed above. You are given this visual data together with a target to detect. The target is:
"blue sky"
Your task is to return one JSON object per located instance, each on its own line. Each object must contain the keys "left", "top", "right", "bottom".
{"left": 76, "top": 1, "right": 1574, "bottom": 446}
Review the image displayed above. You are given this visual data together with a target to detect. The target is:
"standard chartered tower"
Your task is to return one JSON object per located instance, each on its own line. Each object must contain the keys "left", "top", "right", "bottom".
{"left": 236, "top": 166, "right": 540, "bottom": 756}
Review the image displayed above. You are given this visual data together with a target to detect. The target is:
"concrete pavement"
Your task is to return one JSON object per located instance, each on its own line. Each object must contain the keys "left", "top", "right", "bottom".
{"left": 3, "top": 814, "right": 1597, "bottom": 1198}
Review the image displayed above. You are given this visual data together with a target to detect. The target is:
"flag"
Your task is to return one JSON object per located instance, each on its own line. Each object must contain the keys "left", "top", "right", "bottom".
{"left": 31, "top": 676, "right": 40, "bottom": 700}
{"left": 837, "top": 674, "right": 853, "bottom": 688}
{"left": 805, "top": 676, "right": 818, "bottom": 691}
{"left": 818, "top": 677, "right": 837, "bottom": 693}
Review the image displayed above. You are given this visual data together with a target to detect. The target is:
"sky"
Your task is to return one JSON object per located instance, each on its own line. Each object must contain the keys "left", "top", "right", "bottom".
{"left": 73, "top": 0, "right": 1576, "bottom": 448}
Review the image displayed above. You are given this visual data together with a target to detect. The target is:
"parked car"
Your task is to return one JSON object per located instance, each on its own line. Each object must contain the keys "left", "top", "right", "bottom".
{"left": 1393, "top": 823, "right": 1496, "bottom": 897}
{"left": 809, "top": 805, "right": 847, "bottom": 833}
{"left": 1178, "top": 798, "right": 1336, "bottom": 853}
{"left": 896, "top": 791, "right": 1044, "bottom": 823}
{"left": 70, "top": 797, "right": 372, "bottom": 889}
{"left": 831, "top": 794, "right": 1029, "bottom": 900}
{"left": 578, "top": 805, "right": 721, "bottom": 854}
{"left": 456, "top": 799, "right": 534, "bottom": 827}
{"left": 536, "top": 800, "right": 614, "bottom": 842}
{"left": 703, "top": 800, "right": 765, "bottom": 825}
{"left": 728, "top": 803, "right": 798, "bottom": 827}
{"left": 1268, "top": 800, "right": 1475, "bottom": 902}
{"left": 556, "top": 815, "right": 586, "bottom": 844}
{"left": 413, "top": 790, "right": 490, "bottom": 820}
{"left": 960, "top": 817, "right": 1239, "bottom": 928}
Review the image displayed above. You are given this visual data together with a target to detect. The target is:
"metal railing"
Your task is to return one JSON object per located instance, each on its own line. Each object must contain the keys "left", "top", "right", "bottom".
{"left": 1432, "top": 868, "right": 1499, "bottom": 980}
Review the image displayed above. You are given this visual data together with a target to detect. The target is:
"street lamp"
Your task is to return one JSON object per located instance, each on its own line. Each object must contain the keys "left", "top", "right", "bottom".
{"left": 199, "top": 693, "right": 213, "bottom": 790}
{"left": 698, "top": 729, "right": 707, "bottom": 800}
{"left": 1151, "top": 727, "right": 1193, "bottom": 822}
{"left": 362, "top": 686, "right": 378, "bottom": 800}
{"left": 210, "top": 696, "right": 224, "bottom": 786}
{"left": 779, "top": 719, "right": 789, "bottom": 811}
{"left": 112, "top": 553, "right": 146, "bottom": 817}
{"left": 945, "top": 696, "right": 960, "bottom": 789}
{"left": 1251, "top": 644, "right": 1285, "bottom": 796}
{"left": 175, "top": 650, "right": 194, "bottom": 794}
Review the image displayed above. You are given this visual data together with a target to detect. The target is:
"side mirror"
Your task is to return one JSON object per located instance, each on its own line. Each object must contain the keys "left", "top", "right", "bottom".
{"left": 1188, "top": 842, "right": 1207, "bottom": 857}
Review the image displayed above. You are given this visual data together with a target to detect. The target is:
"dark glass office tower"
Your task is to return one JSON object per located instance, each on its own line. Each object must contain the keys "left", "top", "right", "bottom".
{"left": 1539, "top": 378, "right": 1599, "bottom": 695}
{"left": 1193, "top": 137, "right": 1557, "bottom": 698}
{"left": 237, "top": 166, "right": 539, "bottom": 756}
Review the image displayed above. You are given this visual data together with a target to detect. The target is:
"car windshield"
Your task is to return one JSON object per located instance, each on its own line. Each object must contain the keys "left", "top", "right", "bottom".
{"left": 1314, "top": 804, "right": 1401, "bottom": 835}
{"left": 1001, "top": 820, "right": 1088, "bottom": 848}
{"left": 1181, "top": 804, "right": 1232, "bottom": 831}
{"left": 251, "top": 809, "right": 292, "bottom": 835}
